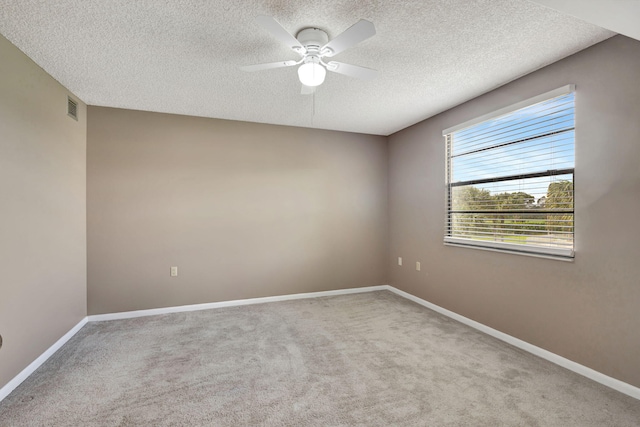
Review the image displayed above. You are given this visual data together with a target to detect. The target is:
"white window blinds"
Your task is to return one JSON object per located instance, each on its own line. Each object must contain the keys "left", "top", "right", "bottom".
{"left": 444, "top": 85, "right": 575, "bottom": 258}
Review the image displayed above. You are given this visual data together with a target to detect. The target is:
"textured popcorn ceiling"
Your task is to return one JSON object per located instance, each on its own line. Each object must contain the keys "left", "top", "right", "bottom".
{"left": 529, "top": 0, "right": 640, "bottom": 41}
{"left": 0, "top": 0, "right": 613, "bottom": 135}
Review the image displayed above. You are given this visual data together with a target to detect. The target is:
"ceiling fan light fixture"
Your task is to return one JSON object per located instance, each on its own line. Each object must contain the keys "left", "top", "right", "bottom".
{"left": 298, "top": 62, "right": 326, "bottom": 87}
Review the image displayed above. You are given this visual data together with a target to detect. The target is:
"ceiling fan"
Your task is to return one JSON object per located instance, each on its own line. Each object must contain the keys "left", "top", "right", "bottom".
{"left": 241, "top": 16, "right": 378, "bottom": 94}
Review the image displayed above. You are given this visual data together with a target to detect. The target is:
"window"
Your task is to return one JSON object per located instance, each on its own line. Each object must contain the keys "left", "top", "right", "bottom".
{"left": 443, "top": 85, "right": 575, "bottom": 259}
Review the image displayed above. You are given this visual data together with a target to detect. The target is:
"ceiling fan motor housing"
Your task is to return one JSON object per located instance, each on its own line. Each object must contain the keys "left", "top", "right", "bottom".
{"left": 296, "top": 28, "right": 329, "bottom": 54}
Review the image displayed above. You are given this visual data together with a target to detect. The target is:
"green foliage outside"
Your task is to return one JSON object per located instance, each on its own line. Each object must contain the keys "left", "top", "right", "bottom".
{"left": 451, "top": 180, "right": 573, "bottom": 244}
{"left": 545, "top": 180, "right": 574, "bottom": 233}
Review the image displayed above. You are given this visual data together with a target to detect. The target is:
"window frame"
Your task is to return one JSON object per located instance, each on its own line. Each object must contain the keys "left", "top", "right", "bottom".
{"left": 443, "top": 85, "right": 576, "bottom": 260}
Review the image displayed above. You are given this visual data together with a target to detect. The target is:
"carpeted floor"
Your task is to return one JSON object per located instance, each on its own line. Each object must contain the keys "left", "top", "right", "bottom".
{"left": 0, "top": 290, "right": 639, "bottom": 426}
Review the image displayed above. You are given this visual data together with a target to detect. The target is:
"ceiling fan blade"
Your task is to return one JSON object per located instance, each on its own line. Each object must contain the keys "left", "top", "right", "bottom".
{"left": 255, "top": 15, "right": 304, "bottom": 52}
{"left": 240, "top": 60, "right": 297, "bottom": 72}
{"left": 301, "top": 85, "right": 316, "bottom": 95}
{"left": 325, "top": 61, "right": 377, "bottom": 80}
{"left": 321, "top": 19, "right": 375, "bottom": 57}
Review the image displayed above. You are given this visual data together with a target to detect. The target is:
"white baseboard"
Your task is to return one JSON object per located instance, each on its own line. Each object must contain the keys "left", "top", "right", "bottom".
{"left": 87, "top": 285, "right": 389, "bottom": 322}
{"left": 0, "top": 317, "right": 88, "bottom": 403}
{"left": 3, "top": 285, "right": 638, "bottom": 405}
{"left": 384, "top": 285, "right": 640, "bottom": 401}
{"left": 2, "top": 287, "right": 384, "bottom": 403}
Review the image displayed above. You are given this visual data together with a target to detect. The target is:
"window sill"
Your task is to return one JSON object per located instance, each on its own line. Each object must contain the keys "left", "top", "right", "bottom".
{"left": 444, "top": 240, "right": 575, "bottom": 262}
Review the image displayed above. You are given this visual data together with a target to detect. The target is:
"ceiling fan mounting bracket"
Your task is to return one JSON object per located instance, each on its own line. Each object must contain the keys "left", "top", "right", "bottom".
{"left": 325, "top": 61, "right": 338, "bottom": 71}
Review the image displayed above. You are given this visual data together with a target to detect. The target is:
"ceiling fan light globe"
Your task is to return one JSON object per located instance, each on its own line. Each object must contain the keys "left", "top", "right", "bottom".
{"left": 298, "top": 63, "right": 326, "bottom": 87}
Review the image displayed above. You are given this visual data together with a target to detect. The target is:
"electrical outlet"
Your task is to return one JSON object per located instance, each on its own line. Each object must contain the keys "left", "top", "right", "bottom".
{"left": 398, "top": 257, "right": 402, "bottom": 266}
{"left": 416, "top": 262, "right": 421, "bottom": 271}
{"left": 170, "top": 266, "right": 178, "bottom": 277}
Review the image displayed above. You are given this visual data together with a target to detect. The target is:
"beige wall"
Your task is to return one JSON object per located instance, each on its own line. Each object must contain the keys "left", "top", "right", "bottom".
{"left": 87, "top": 107, "right": 388, "bottom": 314}
{"left": 388, "top": 35, "right": 640, "bottom": 388}
{"left": 0, "top": 35, "right": 87, "bottom": 389}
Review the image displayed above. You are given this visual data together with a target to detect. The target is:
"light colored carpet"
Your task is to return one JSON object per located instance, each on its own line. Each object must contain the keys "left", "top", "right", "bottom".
{"left": 0, "top": 290, "right": 638, "bottom": 426}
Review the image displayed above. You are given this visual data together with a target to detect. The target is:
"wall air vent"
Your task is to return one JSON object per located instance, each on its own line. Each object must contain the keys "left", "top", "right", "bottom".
{"left": 67, "top": 96, "right": 78, "bottom": 121}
